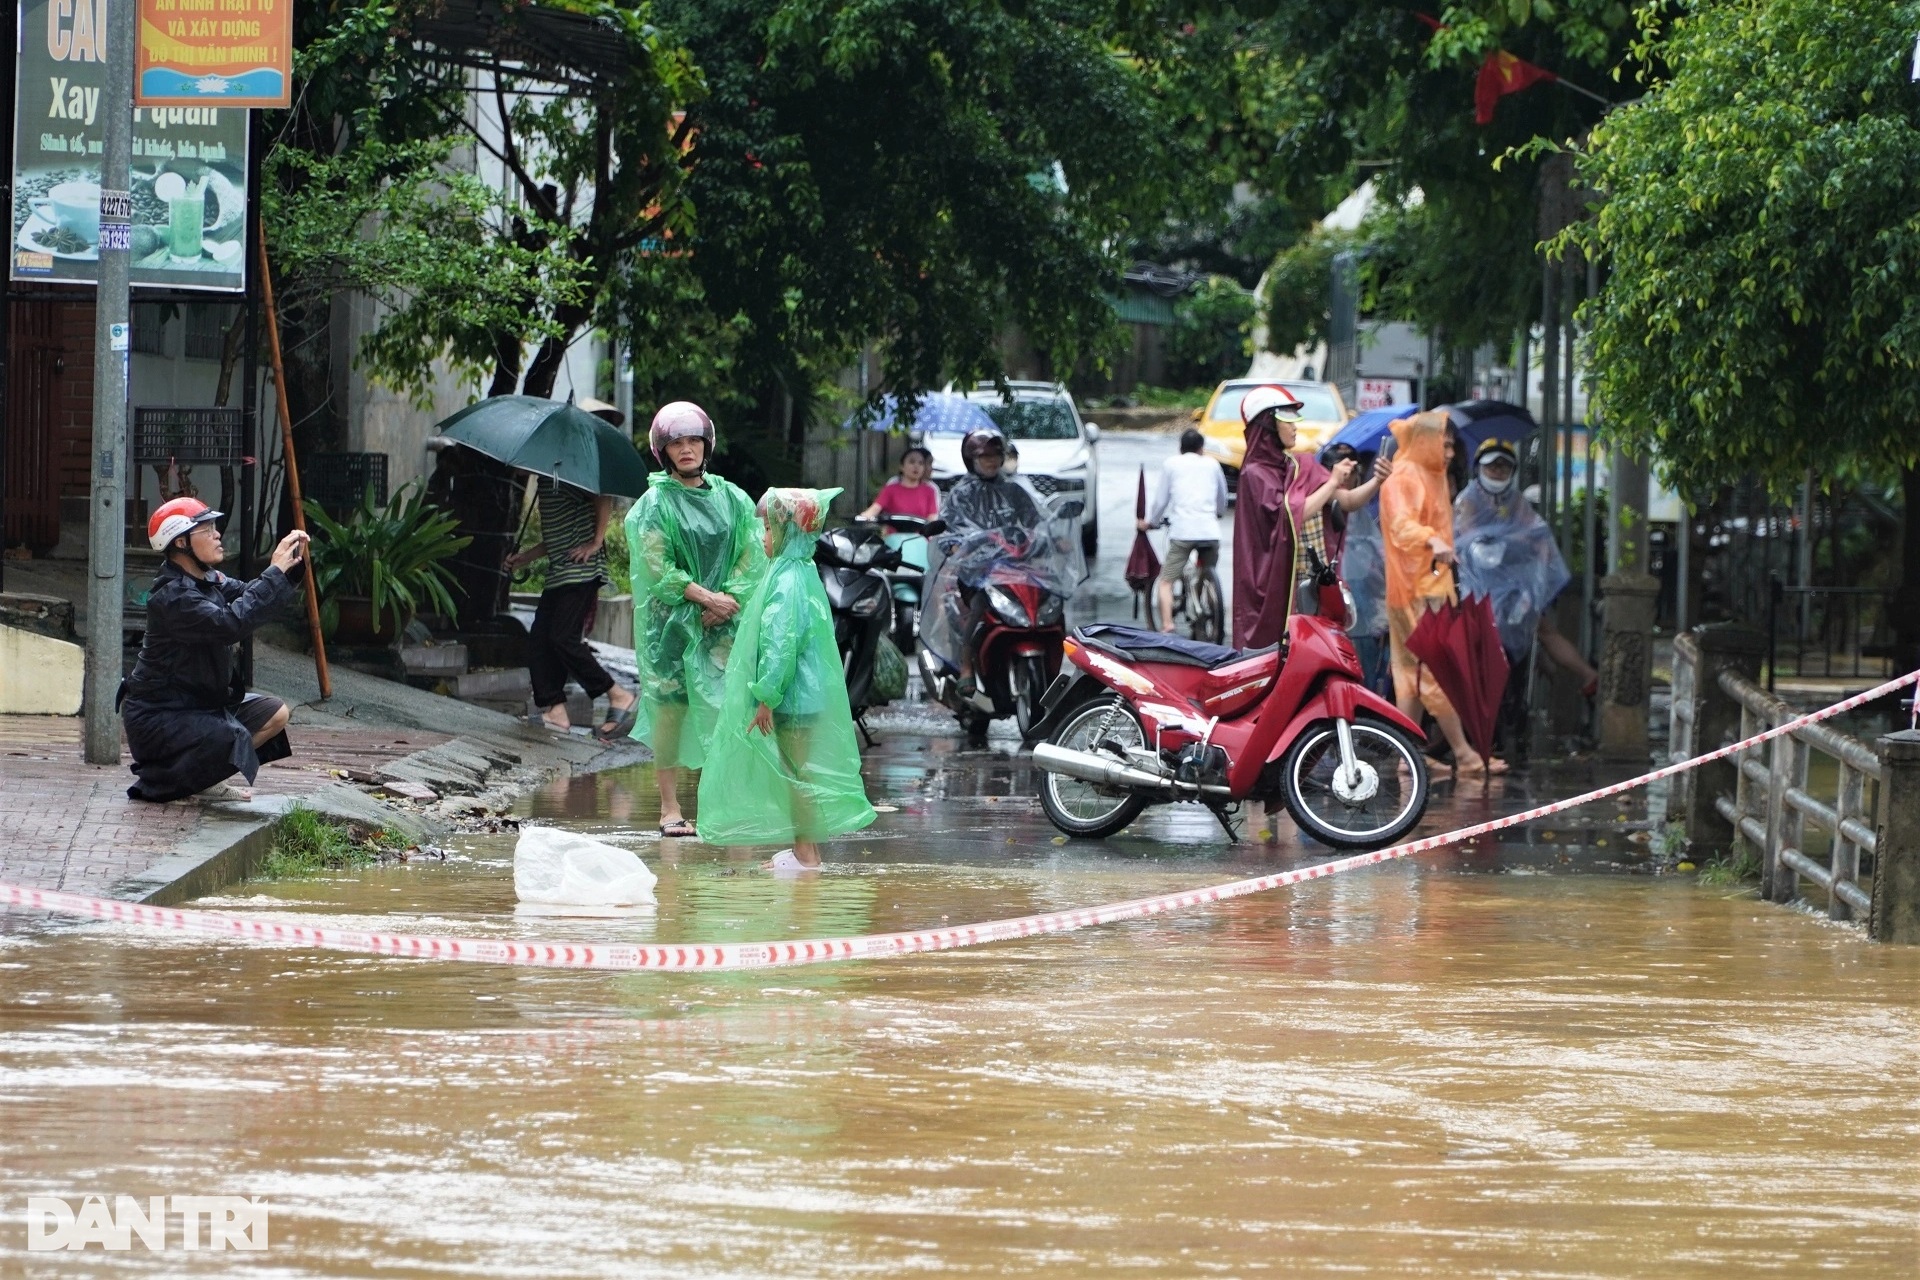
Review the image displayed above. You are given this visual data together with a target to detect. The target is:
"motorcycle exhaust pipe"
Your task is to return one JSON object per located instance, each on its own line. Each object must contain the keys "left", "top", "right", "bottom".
{"left": 1031, "top": 743, "right": 1234, "bottom": 796}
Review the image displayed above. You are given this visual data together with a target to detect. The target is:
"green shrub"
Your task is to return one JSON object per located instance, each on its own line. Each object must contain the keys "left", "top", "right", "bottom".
{"left": 1697, "top": 847, "right": 1762, "bottom": 887}
{"left": 258, "top": 805, "right": 412, "bottom": 878}
{"left": 304, "top": 481, "right": 472, "bottom": 637}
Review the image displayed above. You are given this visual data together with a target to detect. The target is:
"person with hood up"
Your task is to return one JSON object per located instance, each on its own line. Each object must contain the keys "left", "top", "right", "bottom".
{"left": 696, "top": 488, "right": 877, "bottom": 870}
{"left": 1231, "top": 385, "right": 1384, "bottom": 649}
{"left": 121, "top": 499, "right": 310, "bottom": 802}
{"left": 1379, "top": 410, "right": 1506, "bottom": 776}
{"left": 1454, "top": 438, "right": 1597, "bottom": 692}
{"left": 625, "top": 402, "right": 767, "bottom": 838}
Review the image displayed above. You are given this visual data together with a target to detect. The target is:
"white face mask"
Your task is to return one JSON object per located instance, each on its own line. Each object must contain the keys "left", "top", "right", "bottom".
{"left": 1478, "top": 467, "right": 1515, "bottom": 494}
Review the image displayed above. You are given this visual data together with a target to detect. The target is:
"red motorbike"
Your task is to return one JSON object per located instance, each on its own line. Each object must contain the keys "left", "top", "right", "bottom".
{"left": 1026, "top": 616, "right": 1430, "bottom": 847}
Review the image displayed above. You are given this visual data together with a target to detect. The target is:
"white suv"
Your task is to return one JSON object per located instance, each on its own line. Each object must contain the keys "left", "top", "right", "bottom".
{"left": 920, "top": 381, "right": 1102, "bottom": 555}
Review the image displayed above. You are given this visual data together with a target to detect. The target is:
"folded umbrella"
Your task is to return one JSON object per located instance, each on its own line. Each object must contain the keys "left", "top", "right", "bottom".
{"left": 1124, "top": 468, "right": 1160, "bottom": 618}
{"left": 1404, "top": 592, "right": 1510, "bottom": 764}
{"left": 434, "top": 395, "right": 649, "bottom": 498}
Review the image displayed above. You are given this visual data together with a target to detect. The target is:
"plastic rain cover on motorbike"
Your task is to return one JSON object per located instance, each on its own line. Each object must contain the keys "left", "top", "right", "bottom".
{"left": 696, "top": 489, "right": 877, "bottom": 846}
{"left": 624, "top": 471, "right": 767, "bottom": 770}
{"left": 920, "top": 475, "right": 1086, "bottom": 671}
{"left": 1453, "top": 480, "right": 1571, "bottom": 659}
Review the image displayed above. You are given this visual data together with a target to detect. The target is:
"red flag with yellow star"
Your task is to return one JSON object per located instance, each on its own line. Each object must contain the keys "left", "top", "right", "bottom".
{"left": 1475, "top": 50, "right": 1557, "bottom": 125}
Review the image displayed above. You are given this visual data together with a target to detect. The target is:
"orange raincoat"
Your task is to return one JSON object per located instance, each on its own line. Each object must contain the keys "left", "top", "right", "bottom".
{"left": 1379, "top": 411, "right": 1457, "bottom": 719}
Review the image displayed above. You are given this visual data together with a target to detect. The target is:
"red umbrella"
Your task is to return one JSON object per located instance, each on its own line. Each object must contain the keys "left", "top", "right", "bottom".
{"left": 1124, "top": 468, "right": 1160, "bottom": 618}
{"left": 1405, "top": 592, "right": 1510, "bottom": 763}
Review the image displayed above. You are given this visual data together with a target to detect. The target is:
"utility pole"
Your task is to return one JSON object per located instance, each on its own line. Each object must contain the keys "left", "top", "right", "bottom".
{"left": 83, "top": 0, "right": 135, "bottom": 764}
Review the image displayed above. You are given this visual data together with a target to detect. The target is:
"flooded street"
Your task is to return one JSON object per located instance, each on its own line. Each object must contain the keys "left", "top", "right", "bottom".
{"left": 2, "top": 436, "right": 1918, "bottom": 1275}
{"left": 5, "top": 725, "right": 1919, "bottom": 1276}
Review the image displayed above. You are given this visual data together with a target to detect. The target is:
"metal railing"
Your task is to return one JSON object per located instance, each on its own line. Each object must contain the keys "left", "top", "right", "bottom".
{"left": 1716, "top": 670, "right": 1879, "bottom": 919}
{"left": 1670, "top": 627, "right": 1892, "bottom": 925}
{"left": 1764, "top": 578, "right": 1895, "bottom": 688}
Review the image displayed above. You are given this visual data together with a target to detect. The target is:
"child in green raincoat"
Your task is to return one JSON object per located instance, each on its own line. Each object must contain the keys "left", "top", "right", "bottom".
{"left": 697, "top": 487, "right": 876, "bottom": 868}
{"left": 626, "top": 402, "right": 766, "bottom": 838}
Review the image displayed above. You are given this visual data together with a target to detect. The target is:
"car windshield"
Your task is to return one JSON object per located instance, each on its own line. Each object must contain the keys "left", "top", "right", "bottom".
{"left": 976, "top": 399, "right": 1080, "bottom": 440}
{"left": 1211, "top": 383, "right": 1342, "bottom": 422}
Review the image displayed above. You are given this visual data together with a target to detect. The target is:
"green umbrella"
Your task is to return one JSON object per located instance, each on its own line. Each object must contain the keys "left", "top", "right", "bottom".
{"left": 434, "top": 396, "right": 649, "bottom": 497}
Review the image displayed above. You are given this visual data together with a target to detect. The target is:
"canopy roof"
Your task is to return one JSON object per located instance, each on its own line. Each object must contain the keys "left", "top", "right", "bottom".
{"left": 411, "top": 0, "right": 644, "bottom": 93}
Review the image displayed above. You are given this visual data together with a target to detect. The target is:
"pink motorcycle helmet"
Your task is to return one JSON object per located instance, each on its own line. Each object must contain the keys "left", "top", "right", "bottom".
{"left": 649, "top": 401, "right": 714, "bottom": 469}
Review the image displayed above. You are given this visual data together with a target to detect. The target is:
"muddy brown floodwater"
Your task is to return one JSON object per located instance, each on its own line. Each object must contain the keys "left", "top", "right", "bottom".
{"left": 3, "top": 735, "right": 1919, "bottom": 1277}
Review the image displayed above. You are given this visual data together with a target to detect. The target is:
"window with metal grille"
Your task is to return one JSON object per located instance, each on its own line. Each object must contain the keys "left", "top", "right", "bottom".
{"left": 183, "top": 303, "right": 231, "bottom": 361}
{"left": 131, "top": 303, "right": 168, "bottom": 355}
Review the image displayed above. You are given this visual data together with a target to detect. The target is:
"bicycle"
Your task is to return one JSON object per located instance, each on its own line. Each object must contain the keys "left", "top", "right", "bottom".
{"left": 1163, "top": 535, "right": 1225, "bottom": 644}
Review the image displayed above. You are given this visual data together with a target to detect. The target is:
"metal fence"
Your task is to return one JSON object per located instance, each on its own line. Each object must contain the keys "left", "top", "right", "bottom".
{"left": 1669, "top": 627, "right": 1912, "bottom": 934}
{"left": 1765, "top": 581, "right": 1895, "bottom": 686}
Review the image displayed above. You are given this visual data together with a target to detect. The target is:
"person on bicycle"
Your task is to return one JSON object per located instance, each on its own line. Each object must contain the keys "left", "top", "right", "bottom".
{"left": 1140, "top": 427, "right": 1228, "bottom": 634}
{"left": 940, "top": 426, "right": 1047, "bottom": 710}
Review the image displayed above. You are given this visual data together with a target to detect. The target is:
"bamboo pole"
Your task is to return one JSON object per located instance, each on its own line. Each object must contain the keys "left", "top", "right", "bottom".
{"left": 256, "top": 220, "right": 331, "bottom": 699}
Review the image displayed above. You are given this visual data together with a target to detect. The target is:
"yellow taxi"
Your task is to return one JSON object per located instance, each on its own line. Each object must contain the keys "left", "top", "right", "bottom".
{"left": 1195, "top": 379, "right": 1353, "bottom": 481}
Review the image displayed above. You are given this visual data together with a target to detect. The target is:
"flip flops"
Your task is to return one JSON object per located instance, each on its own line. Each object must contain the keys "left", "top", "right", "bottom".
{"left": 594, "top": 706, "right": 638, "bottom": 743}
{"left": 659, "top": 818, "right": 697, "bottom": 839}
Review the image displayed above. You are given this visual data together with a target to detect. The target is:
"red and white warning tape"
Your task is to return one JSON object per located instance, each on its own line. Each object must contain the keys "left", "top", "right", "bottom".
{"left": 5, "top": 670, "right": 1914, "bottom": 970}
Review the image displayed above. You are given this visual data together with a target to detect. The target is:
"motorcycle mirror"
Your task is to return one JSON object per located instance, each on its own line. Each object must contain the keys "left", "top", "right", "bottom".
{"left": 925, "top": 519, "right": 947, "bottom": 536}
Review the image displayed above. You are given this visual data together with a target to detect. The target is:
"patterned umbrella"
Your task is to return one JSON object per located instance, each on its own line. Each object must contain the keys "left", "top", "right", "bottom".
{"left": 843, "top": 392, "right": 1000, "bottom": 436}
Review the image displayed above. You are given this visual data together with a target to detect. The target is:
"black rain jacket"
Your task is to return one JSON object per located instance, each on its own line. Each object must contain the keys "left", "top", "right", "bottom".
{"left": 121, "top": 561, "right": 294, "bottom": 802}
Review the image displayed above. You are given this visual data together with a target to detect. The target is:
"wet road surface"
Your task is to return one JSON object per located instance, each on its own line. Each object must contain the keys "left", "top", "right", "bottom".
{"left": 3, "top": 716, "right": 1918, "bottom": 1276}
{"left": 2, "top": 432, "right": 1917, "bottom": 1275}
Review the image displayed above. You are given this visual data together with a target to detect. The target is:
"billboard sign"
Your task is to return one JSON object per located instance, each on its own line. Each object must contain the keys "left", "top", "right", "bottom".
{"left": 1355, "top": 377, "right": 1415, "bottom": 412}
{"left": 136, "top": 0, "right": 292, "bottom": 108}
{"left": 11, "top": 0, "right": 249, "bottom": 291}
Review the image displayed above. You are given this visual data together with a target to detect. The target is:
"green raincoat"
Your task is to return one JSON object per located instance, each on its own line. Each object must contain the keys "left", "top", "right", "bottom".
{"left": 625, "top": 470, "right": 766, "bottom": 769}
{"left": 696, "top": 488, "right": 876, "bottom": 845}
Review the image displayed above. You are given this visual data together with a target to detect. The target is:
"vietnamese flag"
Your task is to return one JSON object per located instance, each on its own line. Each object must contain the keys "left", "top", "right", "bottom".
{"left": 1475, "top": 50, "right": 1558, "bottom": 124}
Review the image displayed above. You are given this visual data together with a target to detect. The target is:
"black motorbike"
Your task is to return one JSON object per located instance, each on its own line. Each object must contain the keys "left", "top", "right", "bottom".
{"left": 815, "top": 519, "right": 944, "bottom": 719}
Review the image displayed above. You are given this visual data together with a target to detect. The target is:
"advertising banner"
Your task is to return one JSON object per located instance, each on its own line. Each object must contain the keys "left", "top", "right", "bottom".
{"left": 136, "top": 0, "right": 291, "bottom": 108}
{"left": 11, "top": 0, "right": 249, "bottom": 291}
{"left": 1355, "top": 377, "right": 1416, "bottom": 412}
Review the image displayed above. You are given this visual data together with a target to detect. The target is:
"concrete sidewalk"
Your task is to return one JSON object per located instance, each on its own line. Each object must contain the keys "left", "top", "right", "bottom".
{"left": 0, "top": 640, "right": 646, "bottom": 917}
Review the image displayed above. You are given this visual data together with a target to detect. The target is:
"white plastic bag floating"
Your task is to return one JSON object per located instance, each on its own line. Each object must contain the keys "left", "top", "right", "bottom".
{"left": 513, "top": 827, "right": 658, "bottom": 912}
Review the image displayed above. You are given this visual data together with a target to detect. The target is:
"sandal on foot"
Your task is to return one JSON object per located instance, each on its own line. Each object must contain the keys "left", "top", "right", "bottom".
{"left": 659, "top": 818, "right": 697, "bottom": 839}
{"left": 594, "top": 707, "right": 637, "bottom": 742}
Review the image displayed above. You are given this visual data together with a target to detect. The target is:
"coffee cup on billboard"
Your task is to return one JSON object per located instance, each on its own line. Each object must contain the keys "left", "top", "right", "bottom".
{"left": 30, "top": 181, "right": 101, "bottom": 245}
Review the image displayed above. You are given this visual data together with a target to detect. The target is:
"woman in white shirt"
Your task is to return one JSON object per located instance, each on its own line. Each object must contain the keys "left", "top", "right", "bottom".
{"left": 1139, "top": 428, "right": 1230, "bottom": 633}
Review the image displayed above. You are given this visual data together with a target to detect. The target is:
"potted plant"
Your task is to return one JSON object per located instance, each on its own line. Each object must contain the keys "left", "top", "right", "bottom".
{"left": 304, "top": 482, "right": 471, "bottom": 644}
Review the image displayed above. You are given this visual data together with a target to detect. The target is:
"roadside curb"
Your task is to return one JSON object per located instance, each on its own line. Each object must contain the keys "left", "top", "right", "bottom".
{"left": 104, "top": 731, "right": 651, "bottom": 908}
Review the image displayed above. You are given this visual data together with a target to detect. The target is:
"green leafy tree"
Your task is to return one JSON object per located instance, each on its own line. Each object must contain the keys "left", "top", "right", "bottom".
{"left": 654, "top": 0, "right": 1168, "bottom": 434}
{"left": 1567, "top": 0, "right": 1920, "bottom": 642}
{"left": 1165, "top": 2, "right": 1639, "bottom": 374}
{"left": 1165, "top": 274, "right": 1255, "bottom": 388}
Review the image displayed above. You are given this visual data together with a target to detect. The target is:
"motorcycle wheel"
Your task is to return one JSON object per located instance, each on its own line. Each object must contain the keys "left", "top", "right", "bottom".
{"left": 1038, "top": 696, "right": 1150, "bottom": 839}
{"left": 1278, "top": 717, "right": 1428, "bottom": 850}
{"left": 1013, "top": 652, "right": 1049, "bottom": 741}
{"left": 893, "top": 603, "right": 918, "bottom": 655}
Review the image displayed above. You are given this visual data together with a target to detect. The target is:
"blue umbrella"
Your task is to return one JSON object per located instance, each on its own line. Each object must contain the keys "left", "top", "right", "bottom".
{"left": 1319, "top": 400, "right": 1536, "bottom": 464}
{"left": 843, "top": 392, "right": 999, "bottom": 436}
{"left": 1319, "top": 403, "right": 1421, "bottom": 462}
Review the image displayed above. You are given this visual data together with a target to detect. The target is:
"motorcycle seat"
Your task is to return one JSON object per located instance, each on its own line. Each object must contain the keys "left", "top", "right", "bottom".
{"left": 1075, "top": 623, "right": 1273, "bottom": 670}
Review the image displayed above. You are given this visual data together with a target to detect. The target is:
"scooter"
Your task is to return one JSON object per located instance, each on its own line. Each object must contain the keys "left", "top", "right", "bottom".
{"left": 877, "top": 516, "right": 937, "bottom": 654}
{"left": 918, "top": 502, "right": 1082, "bottom": 744}
{"left": 815, "top": 522, "right": 898, "bottom": 720}
{"left": 1024, "top": 614, "right": 1430, "bottom": 848}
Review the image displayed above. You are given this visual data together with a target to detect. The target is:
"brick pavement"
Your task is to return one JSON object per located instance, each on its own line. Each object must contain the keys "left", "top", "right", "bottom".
{"left": 0, "top": 715, "right": 451, "bottom": 902}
